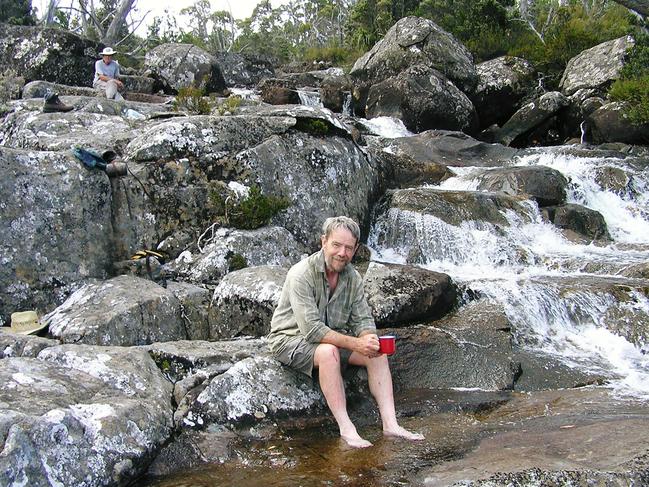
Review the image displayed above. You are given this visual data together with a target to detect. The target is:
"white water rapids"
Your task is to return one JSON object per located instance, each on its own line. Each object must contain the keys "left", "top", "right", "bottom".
{"left": 368, "top": 141, "right": 649, "bottom": 399}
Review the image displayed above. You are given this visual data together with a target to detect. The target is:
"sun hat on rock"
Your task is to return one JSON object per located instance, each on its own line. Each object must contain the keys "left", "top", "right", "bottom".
{"left": 3, "top": 311, "right": 48, "bottom": 335}
{"left": 100, "top": 47, "right": 116, "bottom": 56}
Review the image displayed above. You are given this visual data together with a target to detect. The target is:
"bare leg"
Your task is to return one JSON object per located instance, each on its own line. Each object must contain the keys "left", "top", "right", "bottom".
{"left": 350, "top": 352, "right": 424, "bottom": 440}
{"left": 314, "top": 344, "right": 372, "bottom": 448}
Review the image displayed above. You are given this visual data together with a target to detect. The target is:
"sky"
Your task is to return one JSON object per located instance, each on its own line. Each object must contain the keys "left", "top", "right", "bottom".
{"left": 33, "top": 0, "right": 288, "bottom": 33}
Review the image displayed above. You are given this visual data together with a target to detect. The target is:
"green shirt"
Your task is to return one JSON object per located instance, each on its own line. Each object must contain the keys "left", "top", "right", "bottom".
{"left": 268, "top": 250, "right": 376, "bottom": 355}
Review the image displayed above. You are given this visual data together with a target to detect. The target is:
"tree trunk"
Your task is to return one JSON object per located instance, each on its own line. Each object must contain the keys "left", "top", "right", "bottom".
{"left": 102, "top": 0, "right": 135, "bottom": 46}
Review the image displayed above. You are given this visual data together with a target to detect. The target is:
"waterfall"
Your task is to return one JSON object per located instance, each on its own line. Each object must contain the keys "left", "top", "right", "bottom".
{"left": 297, "top": 90, "right": 324, "bottom": 108}
{"left": 342, "top": 92, "right": 353, "bottom": 117}
{"left": 369, "top": 149, "right": 649, "bottom": 399}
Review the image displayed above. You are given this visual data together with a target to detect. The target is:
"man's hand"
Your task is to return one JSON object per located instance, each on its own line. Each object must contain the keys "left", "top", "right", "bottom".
{"left": 356, "top": 333, "right": 380, "bottom": 358}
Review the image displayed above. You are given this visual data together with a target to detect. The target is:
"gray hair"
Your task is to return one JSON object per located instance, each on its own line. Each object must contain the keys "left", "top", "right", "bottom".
{"left": 322, "top": 216, "right": 361, "bottom": 243}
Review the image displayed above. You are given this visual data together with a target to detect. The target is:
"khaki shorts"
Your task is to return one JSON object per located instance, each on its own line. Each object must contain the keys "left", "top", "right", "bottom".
{"left": 273, "top": 335, "right": 352, "bottom": 378}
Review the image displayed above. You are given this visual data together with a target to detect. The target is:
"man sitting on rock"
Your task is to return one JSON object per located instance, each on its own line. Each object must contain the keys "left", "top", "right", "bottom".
{"left": 94, "top": 47, "right": 124, "bottom": 101}
{"left": 268, "top": 216, "right": 424, "bottom": 448}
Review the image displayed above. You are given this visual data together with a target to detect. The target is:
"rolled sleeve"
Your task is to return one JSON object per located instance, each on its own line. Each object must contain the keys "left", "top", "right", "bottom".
{"left": 348, "top": 273, "right": 376, "bottom": 336}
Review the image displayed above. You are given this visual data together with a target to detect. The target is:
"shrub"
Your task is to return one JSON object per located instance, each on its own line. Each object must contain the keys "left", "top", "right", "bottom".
{"left": 295, "top": 118, "right": 330, "bottom": 136}
{"left": 226, "top": 186, "right": 291, "bottom": 230}
{"left": 607, "top": 34, "right": 649, "bottom": 126}
{"left": 227, "top": 253, "right": 248, "bottom": 271}
{"left": 173, "top": 86, "right": 212, "bottom": 114}
{"left": 217, "top": 95, "right": 242, "bottom": 115}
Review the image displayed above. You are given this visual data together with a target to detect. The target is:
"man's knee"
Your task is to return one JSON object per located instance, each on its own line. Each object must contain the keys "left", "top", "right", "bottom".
{"left": 315, "top": 343, "right": 341, "bottom": 368}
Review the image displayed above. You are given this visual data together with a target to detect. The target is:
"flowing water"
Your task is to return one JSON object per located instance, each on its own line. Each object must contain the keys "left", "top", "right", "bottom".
{"left": 369, "top": 145, "right": 649, "bottom": 399}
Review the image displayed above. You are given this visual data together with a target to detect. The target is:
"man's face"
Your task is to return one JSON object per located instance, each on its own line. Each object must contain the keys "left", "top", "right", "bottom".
{"left": 321, "top": 227, "right": 358, "bottom": 274}
{"left": 102, "top": 55, "right": 112, "bottom": 64}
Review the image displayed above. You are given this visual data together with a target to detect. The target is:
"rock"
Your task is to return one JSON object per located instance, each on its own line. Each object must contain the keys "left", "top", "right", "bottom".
{"left": 363, "top": 262, "right": 457, "bottom": 327}
{"left": 350, "top": 16, "right": 478, "bottom": 115}
{"left": 166, "top": 227, "right": 306, "bottom": 285}
{"left": 166, "top": 281, "right": 211, "bottom": 341}
{"left": 0, "top": 70, "right": 24, "bottom": 103}
{"left": 493, "top": 91, "right": 569, "bottom": 146}
{"left": 385, "top": 299, "right": 518, "bottom": 391}
{"left": 144, "top": 43, "right": 227, "bottom": 94}
{"left": 209, "top": 265, "right": 287, "bottom": 339}
{"left": 44, "top": 275, "right": 186, "bottom": 346}
{"left": 214, "top": 52, "right": 275, "bottom": 87}
{"left": 258, "top": 78, "right": 300, "bottom": 105}
{"left": 0, "top": 24, "right": 101, "bottom": 86}
{"left": 560, "top": 35, "right": 635, "bottom": 97}
{"left": 473, "top": 165, "right": 568, "bottom": 206}
{"left": 320, "top": 73, "right": 353, "bottom": 114}
{"left": 178, "top": 356, "right": 324, "bottom": 429}
{"left": 0, "top": 344, "right": 173, "bottom": 487}
{"left": 586, "top": 101, "right": 649, "bottom": 145}
{"left": 543, "top": 203, "right": 610, "bottom": 241}
{"left": 365, "top": 64, "right": 478, "bottom": 134}
{"left": 472, "top": 56, "right": 537, "bottom": 129}
{"left": 0, "top": 147, "right": 113, "bottom": 324}
{"left": 0, "top": 333, "right": 58, "bottom": 358}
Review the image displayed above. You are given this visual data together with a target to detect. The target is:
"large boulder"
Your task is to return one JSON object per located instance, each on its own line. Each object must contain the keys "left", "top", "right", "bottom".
{"left": 493, "top": 91, "right": 569, "bottom": 146}
{"left": 363, "top": 262, "right": 457, "bottom": 327}
{"left": 385, "top": 299, "right": 518, "bottom": 391}
{"left": 560, "top": 35, "right": 635, "bottom": 97}
{"left": 473, "top": 165, "right": 568, "bottom": 207}
{"left": 258, "top": 78, "right": 300, "bottom": 105}
{"left": 350, "top": 16, "right": 478, "bottom": 115}
{"left": 0, "top": 24, "right": 100, "bottom": 86}
{"left": 144, "top": 43, "right": 227, "bottom": 94}
{"left": 208, "top": 265, "right": 287, "bottom": 339}
{"left": 365, "top": 64, "right": 478, "bottom": 134}
{"left": 586, "top": 101, "right": 649, "bottom": 145}
{"left": 44, "top": 275, "right": 187, "bottom": 346}
{"left": 213, "top": 51, "right": 275, "bottom": 87}
{"left": 0, "top": 344, "right": 174, "bottom": 487}
{"left": 543, "top": 203, "right": 610, "bottom": 241}
{"left": 0, "top": 147, "right": 113, "bottom": 325}
{"left": 472, "top": 56, "right": 538, "bottom": 129}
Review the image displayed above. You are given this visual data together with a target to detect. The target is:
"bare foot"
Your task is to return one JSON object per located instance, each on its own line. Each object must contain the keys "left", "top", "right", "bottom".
{"left": 384, "top": 425, "right": 425, "bottom": 440}
{"left": 341, "top": 433, "right": 373, "bottom": 448}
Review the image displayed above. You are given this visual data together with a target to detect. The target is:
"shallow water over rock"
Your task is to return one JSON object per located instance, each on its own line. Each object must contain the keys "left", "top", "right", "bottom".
{"left": 141, "top": 388, "right": 649, "bottom": 486}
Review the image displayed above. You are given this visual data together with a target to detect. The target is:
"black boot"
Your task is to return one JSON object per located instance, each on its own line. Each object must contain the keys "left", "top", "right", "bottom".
{"left": 43, "top": 93, "right": 73, "bottom": 113}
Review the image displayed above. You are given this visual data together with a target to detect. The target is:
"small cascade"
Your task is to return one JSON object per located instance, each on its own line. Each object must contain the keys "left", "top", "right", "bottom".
{"left": 359, "top": 116, "right": 413, "bottom": 138}
{"left": 580, "top": 120, "right": 587, "bottom": 144}
{"left": 297, "top": 89, "right": 324, "bottom": 108}
{"left": 342, "top": 91, "right": 353, "bottom": 117}
{"left": 369, "top": 149, "right": 649, "bottom": 398}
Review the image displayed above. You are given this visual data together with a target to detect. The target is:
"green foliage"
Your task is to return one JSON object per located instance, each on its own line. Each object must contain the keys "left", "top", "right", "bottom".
{"left": 227, "top": 186, "right": 291, "bottom": 230}
{"left": 216, "top": 96, "right": 242, "bottom": 115}
{"left": 295, "top": 118, "right": 330, "bottom": 136}
{"left": 227, "top": 253, "right": 248, "bottom": 272}
{"left": 173, "top": 87, "right": 213, "bottom": 115}
{"left": 1, "top": 0, "right": 34, "bottom": 25}
{"left": 609, "top": 35, "right": 649, "bottom": 125}
{"left": 509, "top": 3, "right": 634, "bottom": 89}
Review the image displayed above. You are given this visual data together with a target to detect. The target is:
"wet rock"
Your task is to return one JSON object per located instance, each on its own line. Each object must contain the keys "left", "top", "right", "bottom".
{"left": 209, "top": 265, "right": 287, "bottom": 339}
{"left": 214, "top": 52, "right": 275, "bottom": 87}
{"left": 44, "top": 275, "right": 186, "bottom": 346}
{"left": 586, "top": 101, "right": 649, "bottom": 145}
{"left": 0, "top": 24, "right": 100, "bottom": 86}
{"left": 258, "top": 78, "right": 300, "bottom": 105}
{"left": 144, "top": 43, "right": 227, "bottom": 95}
{"left": 385, "top": 299, "right": 518, "bottom": 391}
{"left": 365, "top": 64, "right": 478, "bottom": 134}
{"left": 473, "top": 165, "right": 568, "bottom": 206}
{"left": 493, "top": 91, "right": 569, "bottom": 146}
{"left": 472, "top": 56, "right": 537, "bottom": 129}
{"left": 363, "top": 262, "right": 457, "bottom": 327}
{"left": 319, "top": 72, "right": 353, "bottom": 113}
{"left": 560, "top": 35, "right": 635, "bottom": 97}
{"left": 544, "top": 203, "right": 610, "bottom": 241}
{"left": 0, "top": 345, "right": 173, "bottom": 487}
{"left": 593, "top": 165, "right": 634, "bottom": 196}
{"left": 166, "top": 227, "right": 305, "bottom": 285}
{"left": 350, "top": 16, "right": 477, "bottom": 115}
{"left": 0, "top": 147, "right": 113, "bottom": 324}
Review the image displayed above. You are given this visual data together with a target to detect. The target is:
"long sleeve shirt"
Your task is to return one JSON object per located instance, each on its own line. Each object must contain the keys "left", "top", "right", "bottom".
{"left": 268, "top": 250, "right": 376, "bottom": 356}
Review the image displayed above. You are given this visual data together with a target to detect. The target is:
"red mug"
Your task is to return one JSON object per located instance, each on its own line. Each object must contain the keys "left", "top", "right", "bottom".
{"left": 379, "top": 335, "right": 396, "bottom": 355}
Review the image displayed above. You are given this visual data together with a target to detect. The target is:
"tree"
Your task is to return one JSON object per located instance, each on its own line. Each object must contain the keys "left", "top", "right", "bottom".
{"left": 1, "top": 0, "right": 34, "bottom": 24}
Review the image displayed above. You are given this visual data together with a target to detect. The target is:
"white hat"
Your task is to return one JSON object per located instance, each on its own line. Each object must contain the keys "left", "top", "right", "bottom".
{"left": 3, "top": 311, "right": 48, "bottom": 335}
{"left": 100, "top": 47, "right": 116, "bottom": 56}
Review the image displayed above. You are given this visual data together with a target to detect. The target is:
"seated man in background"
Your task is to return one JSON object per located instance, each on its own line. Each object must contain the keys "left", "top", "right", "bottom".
{"left": 268, "top": 216, "right": 425, "bottom": 448}
{"left": 94, "top": 47, "right": 124, "bottom": 101}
